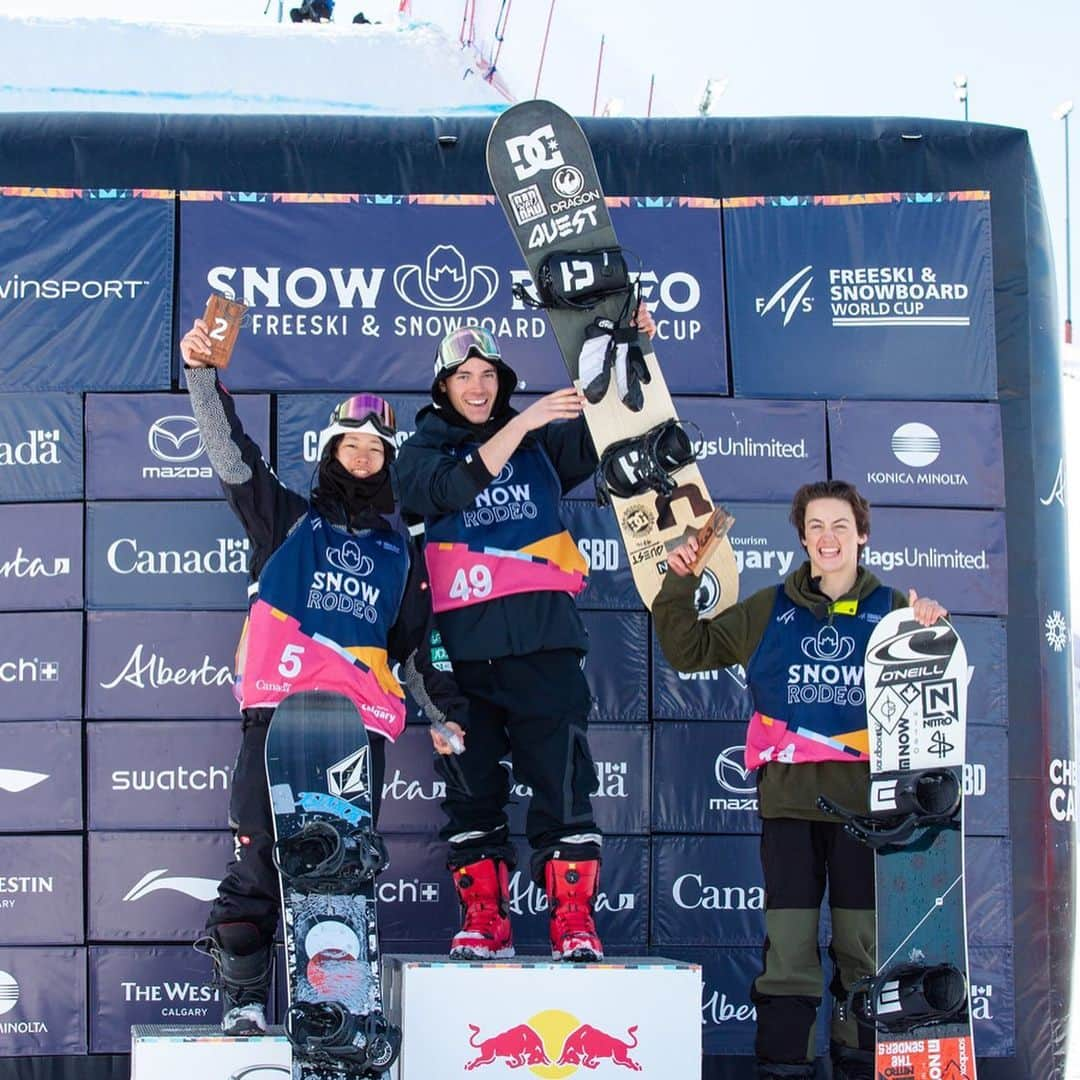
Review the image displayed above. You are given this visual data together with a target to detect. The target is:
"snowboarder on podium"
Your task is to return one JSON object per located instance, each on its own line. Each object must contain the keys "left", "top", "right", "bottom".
{"left": 180, "top": 317, "right": 468, "bottom": 1035}
{"left": 653, "top": 480, "right": 947, "bottom": 1080}
{"left": 396, "top": 311, "right": 654, "bottom": 963}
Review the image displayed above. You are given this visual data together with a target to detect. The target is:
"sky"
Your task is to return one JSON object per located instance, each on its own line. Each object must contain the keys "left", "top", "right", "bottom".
{"left": 0, "top": 0, "right": 1075, "bottom": 337}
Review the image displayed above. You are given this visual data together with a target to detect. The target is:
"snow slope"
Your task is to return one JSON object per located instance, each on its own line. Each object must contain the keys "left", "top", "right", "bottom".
{"left": 0, "top": 13, "right": 508, "bottom": 114}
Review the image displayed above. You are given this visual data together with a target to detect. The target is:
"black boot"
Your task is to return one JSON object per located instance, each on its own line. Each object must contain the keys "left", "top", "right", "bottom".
{"left": 831, "top": 1043, "right": 874, "bottom": 1080}
{"left": 756, "top": 1063, "right": 815, "bottom": 1079}
{"left": 195, "top": 921, "right": 273, "bottom": 1035}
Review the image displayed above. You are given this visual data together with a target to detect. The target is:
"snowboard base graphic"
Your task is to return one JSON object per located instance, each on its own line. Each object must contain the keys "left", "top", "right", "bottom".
{"left": 265, "top": 690, "right": 398, "bottom": 1080}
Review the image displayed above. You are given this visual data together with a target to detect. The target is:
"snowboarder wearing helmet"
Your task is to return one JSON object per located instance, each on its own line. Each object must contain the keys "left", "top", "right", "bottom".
{"left": 396, "top": 313, "right": 654, "bottom": 964}
{"left": 179, "top": 317, "right": 467, "bottom": 1036}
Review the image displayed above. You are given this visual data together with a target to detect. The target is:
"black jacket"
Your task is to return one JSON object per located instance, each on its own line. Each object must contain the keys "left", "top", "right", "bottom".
{"left": 396, "top": 403, "right": 598, "bottom": 662}
{"left": 184, "top": 367, "right": 468, "bottom": 730}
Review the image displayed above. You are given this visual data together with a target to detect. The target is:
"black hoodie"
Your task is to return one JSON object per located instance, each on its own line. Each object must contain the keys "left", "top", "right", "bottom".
{"left": 396, "top": 401, "right": 598, "bottom": 662}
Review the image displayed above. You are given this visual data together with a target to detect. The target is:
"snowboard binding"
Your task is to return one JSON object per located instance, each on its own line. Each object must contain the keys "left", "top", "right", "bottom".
{"left": 285, "top": 1000, "right": 401, "bottom": 1076}
{"left": 817, "top": 768, "right": 962, "bottom": 849}
{"left": 848, "top": 962, "right": 970, "bottom": 1034}
{"left": 595, "top": 419, "right": 697, "bottom": 506}
{"left": 272, "top": 818, "right": 390, "bottom": 893}
{"left": 513, "top": 247, "right": 631, "bottom": 312}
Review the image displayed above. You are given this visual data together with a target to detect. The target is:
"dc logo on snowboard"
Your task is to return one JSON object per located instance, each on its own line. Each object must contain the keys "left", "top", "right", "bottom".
{"left": 505, "top": 123, "right": 564, "bottom": 181}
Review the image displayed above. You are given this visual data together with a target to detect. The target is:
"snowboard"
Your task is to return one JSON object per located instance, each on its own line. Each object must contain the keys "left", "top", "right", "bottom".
{"left": 859, "top": 610, "right": 976, "bottom": 1080}
{"left": 486, "top": 99, "right": 739, "bottom": 619}
{"left": 265, "top": 690, "right": 399, "bottom": 1080}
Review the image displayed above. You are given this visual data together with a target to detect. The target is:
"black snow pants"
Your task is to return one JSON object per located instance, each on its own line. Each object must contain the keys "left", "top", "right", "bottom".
{"left": 435, "top": 648, "right": 602, "bottom": 884}
{"left": 205, "top": 707, "right": 386, "bottom": 947}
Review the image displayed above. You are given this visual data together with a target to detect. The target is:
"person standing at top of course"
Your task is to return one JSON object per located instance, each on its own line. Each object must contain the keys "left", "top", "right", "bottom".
{"left": 179, "top": 316, "right": 469, "bottom": 1037}
{"left": 396, "top": 311, "right": 655, "bottom": 965}
{"left": 652, "top": 480, "right": 947, "bottom": 1080}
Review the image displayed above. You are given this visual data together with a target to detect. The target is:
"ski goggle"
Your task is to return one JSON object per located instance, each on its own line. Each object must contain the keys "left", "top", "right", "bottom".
{"left": 434, "top": 326, "right": 501, "bottom": 377}
{"left": 327, "top": 393, "right": 396, "bottom": 440}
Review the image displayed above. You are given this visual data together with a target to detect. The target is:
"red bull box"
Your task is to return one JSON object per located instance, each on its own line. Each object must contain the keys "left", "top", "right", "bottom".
{"left": 130, "top": 1025, "right": 291, "bottom": 1078}
{"left": 383, "top": 955, "right": 702, "bottom": 1077}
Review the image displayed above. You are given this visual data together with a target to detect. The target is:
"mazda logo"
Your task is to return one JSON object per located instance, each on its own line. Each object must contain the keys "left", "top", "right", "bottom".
{"left": 714, "top": 745, "right": 756, "bottom": 795}
{"left": 148, "top": 415, "right": 205, "bottom": 463}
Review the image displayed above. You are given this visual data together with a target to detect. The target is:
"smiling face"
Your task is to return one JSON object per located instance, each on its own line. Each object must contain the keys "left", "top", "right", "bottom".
{"left": 334, "top": 432, "right": 386, "bottom": 479}
{"left": 441, "top": 356, "right": 500, "bottom": 424}
{"left": 801, "top": 497, "right": 867, "bottom": 581}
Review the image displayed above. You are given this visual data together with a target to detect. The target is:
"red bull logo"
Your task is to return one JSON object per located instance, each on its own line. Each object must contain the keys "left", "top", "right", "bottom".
{"left": 464, "top": 1009, "right": 641, "bottom": 1075}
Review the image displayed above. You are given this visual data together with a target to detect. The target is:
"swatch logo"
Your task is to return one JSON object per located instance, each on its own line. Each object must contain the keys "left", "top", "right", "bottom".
{"left": 148, "top": 415, "right": 205, "bottom": 463}
{"left": 122, "top": 869, "right": 219, "bottom": 903}
{"left": 0, "top": 769, "right": 48, "bottom": 794}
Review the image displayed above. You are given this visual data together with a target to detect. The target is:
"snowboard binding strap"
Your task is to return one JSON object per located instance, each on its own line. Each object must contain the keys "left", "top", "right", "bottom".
{"left": 513, "top": 247, "right": 631, "bottom": 311}
{"left": 285, "top": 1001, "right": 401, "bottom": 1075}
{"left": 272, "top": 819, "right": 390, "bottom": 893}
{"left": 817, "top": 768, "right": 962, "bottom": 849}
{"left": 849, "top": 962, "right": 970, "bottom": 1034}
{"left": 595, "top": 419, "right": 697, "bottom": 506}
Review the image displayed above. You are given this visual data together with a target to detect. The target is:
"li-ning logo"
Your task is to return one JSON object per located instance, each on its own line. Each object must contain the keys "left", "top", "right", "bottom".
{"left": 505, "top": 123, "right": 565, "bottom": 181}
{"left": 394, "top": 244, "right": 498, "bottom": 311}
{"left": 148, "top": 415, "right": 205, "bottom": 463}
{"left": 891, "top": 422, "right": 941, "bottom": 467}
{"left": 122, "top": 869, "right": 219, "bottom": 903}
{"left": 755, "top": 265, "right": 814, "bottom": 326}
{"left": 325, "top": 540, "right": 375, "bottom": 577}
{"left": 328, "top": 747, "right": 369, "bottom": 800}
{"left": 0, "top": 769, "right": 49, "bottom": 794}
{"left": 800, "top": 625, "right": 856, "bottom": 662}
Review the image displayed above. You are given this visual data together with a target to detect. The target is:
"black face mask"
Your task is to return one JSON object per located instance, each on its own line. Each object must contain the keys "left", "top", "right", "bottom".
{"left": 312, "top": 456, "right": 395, "bottom": 525}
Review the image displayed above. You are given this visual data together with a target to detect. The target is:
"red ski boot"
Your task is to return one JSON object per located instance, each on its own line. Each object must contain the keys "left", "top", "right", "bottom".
{"left": 449, "top": 858, "right": 514, "bottom": 960}
{"left": 545, "top": 859, "right": 604, "bottom": 962}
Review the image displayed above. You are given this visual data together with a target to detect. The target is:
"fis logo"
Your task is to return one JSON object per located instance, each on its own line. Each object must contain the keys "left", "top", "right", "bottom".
{"left": 755, "top": 265, "right": 814, "bottom": 326}
{"left": 505, "top": 124, "right": 564, "bottom": 181}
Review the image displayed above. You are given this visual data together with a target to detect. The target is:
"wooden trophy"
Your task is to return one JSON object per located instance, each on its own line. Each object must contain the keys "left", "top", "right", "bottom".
{"left": 198, "top": 293, "right": 248, "bottom": 369}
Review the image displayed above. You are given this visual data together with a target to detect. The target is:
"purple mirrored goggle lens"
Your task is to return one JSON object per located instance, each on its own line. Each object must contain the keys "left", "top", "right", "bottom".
{"left": 436, "top": 326, "right": 501, "bottom": 372}
{"left": 330, "top": 394, "right": 396, "bottom": 436}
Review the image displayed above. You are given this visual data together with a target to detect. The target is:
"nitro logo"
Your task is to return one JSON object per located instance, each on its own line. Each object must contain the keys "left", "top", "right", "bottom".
{"left": 394, "top": 245, "right": 498, "bottom": 312}
{"left": 756, "top": 265, "right": 814, "bottom": 326}
{"left": 671, "top": 873, "right": 764, "bottom": 911}
{"left": 106, "top": 537, "right": 249, "bottom": 575}
{"left": 0, "top": 548, "right": 70, "bottom": 579}
{"left": 0, "top": 429, "right": 60, "bottom": 467}
{"left": 99, "top": 644, "right": 233, "bottom": 690}
{"left": 0, "top": 658, "right": 59, "bottom": 683}
{"left": 505, "top": 123, "right": 564, "bottom": 181}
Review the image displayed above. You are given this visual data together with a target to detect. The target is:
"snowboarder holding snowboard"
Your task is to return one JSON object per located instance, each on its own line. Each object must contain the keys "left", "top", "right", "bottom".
{"left": 180, "top": 317, "right": 468, "bottom": 1036}
{"left": 653, "top": 480, "right": 947, "bottom": 1080}
{"left": 396, "top": 314, "right": 653, "bottom": 964}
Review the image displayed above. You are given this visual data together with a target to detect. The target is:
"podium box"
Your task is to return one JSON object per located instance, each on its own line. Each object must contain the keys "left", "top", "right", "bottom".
{"left": 130, "top": 1024, "right": 290, "bottom": 1078}
{"left": 384, "top": 954, "right": 702, "bottom": 1079}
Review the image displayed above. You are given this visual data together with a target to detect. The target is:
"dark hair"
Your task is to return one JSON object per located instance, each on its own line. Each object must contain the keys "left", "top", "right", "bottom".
{"left": 789, "top": 480, "right": 871, "bottom": 555}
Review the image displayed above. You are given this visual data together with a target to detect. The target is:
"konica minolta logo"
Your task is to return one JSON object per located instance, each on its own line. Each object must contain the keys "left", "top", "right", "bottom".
{"left": 105, "top": 537, "right": 249, "bottom": 575}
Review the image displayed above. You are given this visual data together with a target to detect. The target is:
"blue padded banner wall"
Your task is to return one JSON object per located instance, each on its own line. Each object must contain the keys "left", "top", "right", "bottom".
{"left": 0, "top": 113, "right": 1071, "bottom": 1080}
